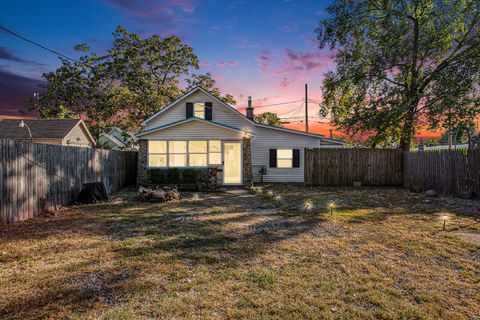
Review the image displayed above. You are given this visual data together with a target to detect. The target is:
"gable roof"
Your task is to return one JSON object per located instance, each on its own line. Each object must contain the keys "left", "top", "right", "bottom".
{"left": 141, "top": 86, "right": 256, "bottom": 126}
{"left": 0, "top": 119, "right": 96, "bottom": 145}
{"left": 140, "top": 86, "right": 344, "bottom": 145}
{"left": 136, "top": 116, "right": 248, "bottom": 138}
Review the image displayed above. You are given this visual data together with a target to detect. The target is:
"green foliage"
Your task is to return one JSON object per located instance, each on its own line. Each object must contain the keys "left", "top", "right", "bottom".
{"left": 27, "top": 26, "right": 234, "bottom": 138}
{"left": 148, "top": 168, "right": 200, "bottom": 185}
{"left": 184, "top": 72, "right": 236, "bottom": 105}
{"left": 254, "top": 112, "right": 284, "bottom": 127}
{"left": 316, "top": 0, "right": 480, "bottom": 150}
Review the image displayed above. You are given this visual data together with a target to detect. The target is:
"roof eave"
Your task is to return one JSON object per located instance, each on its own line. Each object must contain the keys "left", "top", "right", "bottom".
{"left": 136, "top": 117, "right": 249, "bottom": 138}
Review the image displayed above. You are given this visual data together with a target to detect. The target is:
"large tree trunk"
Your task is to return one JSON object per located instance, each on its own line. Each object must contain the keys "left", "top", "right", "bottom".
{"left": 399, "top": 103, "right": 418, "bottom": 151}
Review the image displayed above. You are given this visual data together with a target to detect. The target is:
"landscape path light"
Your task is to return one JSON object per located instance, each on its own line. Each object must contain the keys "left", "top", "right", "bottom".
{"left": 441, "top": 214, "right": 450, "bottom": 231}
{"left": 329, "top": 202, "right": 334, "bottom": 216}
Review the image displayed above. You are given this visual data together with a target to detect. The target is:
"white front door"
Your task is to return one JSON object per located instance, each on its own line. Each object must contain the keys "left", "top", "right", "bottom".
{"left": 223, "top": 142, "right": 242, "bottom": 185}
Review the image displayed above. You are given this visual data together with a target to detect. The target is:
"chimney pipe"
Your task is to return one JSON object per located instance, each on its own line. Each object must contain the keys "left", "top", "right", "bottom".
{"left": 246, "top": 96, "right": 254, "bottom": 121}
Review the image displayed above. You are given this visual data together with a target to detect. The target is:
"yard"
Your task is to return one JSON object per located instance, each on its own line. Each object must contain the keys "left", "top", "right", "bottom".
{"left": 1, "top": 185, "right": 479, "bottom": 320}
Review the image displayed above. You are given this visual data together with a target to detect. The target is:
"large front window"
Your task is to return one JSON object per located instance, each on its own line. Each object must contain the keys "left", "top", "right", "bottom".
{"left": 168, "top": 141, "right": 187, "bottom": 167}
{"left": 148, "top": 140, "right": 222, "bottom": 167}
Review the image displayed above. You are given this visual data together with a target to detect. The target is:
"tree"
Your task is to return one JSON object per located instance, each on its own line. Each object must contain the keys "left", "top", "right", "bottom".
{"left": 28, "top": 26, "right": 234, "bottom": 137}
{"left": 254, "top": 112, "right": 284, "bottom": 127}
{"left": 316, "top": 0, "right": 480, "bottom": 150}
{"left": 184, "top": 72, "right": 236, "bottom": 105}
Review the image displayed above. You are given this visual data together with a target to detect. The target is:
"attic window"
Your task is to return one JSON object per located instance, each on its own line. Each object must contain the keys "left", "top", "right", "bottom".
{"left": 194, "top": 103, "right": 205, "bottom": 119}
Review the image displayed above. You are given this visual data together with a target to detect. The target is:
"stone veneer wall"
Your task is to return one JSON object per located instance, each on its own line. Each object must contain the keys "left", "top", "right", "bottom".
{"left": 242, "top": 137, "right": 252, "bottom": 186}
{"left": 137, "top": 139, "right": 148, "bottom": 186}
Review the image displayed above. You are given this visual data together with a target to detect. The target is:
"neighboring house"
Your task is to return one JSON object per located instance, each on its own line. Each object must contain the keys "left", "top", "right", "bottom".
{"left": 98, "top": 127, "right": 136, "bottom": 150}
{"left": 136, "top": 86, "right": 344, "bottom": 187}
{"left": 0, "top": 119, "right": 95, "bottom": 148}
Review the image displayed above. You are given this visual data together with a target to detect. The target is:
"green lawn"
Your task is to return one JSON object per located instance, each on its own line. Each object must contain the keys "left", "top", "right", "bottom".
{"left": 0, "top": 185, "right": 479, "bottom": 319}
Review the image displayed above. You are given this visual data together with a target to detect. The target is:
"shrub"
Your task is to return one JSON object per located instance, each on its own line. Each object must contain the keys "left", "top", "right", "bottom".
{"left": 147, "top": 168, "right": 200, "bottom": 185}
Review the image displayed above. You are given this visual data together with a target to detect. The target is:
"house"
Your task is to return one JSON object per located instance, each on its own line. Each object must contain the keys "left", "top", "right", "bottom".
{"left": 98, "top": 127, "right": 137, "bottom": 150}
{"left": 0, "top": 119, "right": 95, "bottom": 147}
{"left": 136, "top": 86, "right": 344, "bottom": 188}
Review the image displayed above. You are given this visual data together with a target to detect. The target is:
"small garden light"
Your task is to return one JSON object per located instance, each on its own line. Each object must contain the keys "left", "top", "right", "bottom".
{"left": 303, "top": 199, "right": 314, "bottom": 213}
{"left": 274, "top": 195, "right": 282, "bottom": 205}
{"left": 329, "top": 202, "right": 334, "bottom": 216}
{"left": 441, "top": 214, "right": 449, "bottom": 231}
{"left": 192, "top": 193, "right": 200, "bottom": 204}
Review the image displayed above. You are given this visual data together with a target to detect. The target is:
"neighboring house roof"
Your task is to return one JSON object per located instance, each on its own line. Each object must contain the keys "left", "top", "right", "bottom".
{"left": 136, "top": 116, "right": 249, "bottom": 137}
{"left": 99, "top": 127, "right": 131, "bottom": 149}
{"left": 140, "top": 86, "right": 345, "bottom": 145}
{"left": 0, "top": 119, "right": 96, "bottom": 146}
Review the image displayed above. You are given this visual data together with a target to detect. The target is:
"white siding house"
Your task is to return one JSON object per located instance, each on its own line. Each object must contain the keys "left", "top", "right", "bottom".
{"left": 136, "top": 86, "right": 344, "bottom": 186}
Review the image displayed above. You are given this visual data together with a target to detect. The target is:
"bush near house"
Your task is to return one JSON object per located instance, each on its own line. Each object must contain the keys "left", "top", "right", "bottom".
{"left": 148, "top": 168, "right": 201, "bottom": 187}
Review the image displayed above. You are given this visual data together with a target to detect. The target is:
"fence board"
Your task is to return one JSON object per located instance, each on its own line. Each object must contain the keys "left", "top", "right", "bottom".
{"left": 404, "top": 149, "right": 480, "bottom": 197}
{"left": 305, "top": 148, "right": 404, "bottom": 187}
{"left": 0, "top": 139, "right": 137, "bottom": 225}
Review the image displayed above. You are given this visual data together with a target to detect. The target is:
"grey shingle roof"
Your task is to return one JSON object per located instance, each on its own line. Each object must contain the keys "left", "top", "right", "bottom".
{"left": 0, "top": 119, "right": 81, "bottom": 139}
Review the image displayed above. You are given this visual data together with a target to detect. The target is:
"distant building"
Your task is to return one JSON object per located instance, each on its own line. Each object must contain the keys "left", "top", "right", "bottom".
{"left": 97, "top": 127, "right": 136, "bottom": 150}
{"left": 0, "top": 119, "right": 95, "bottom": 148}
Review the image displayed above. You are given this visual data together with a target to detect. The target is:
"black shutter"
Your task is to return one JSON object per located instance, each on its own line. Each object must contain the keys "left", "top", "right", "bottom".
{"left": 205, "top": 102, "right": 213, "bottom": 120}
{"left": 186, "top": 102, "right": 193, "bottom": 118}
{"left": 293, "top": 149, "right": 300, "bottom": 167}
{"left": 269, "top": 149, "right": 277, "bottom": 167}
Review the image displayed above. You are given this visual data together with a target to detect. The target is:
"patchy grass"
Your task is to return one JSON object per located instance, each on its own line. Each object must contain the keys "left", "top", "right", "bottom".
{"left": 0, "top": 186, "right": 479, "bottom": 320}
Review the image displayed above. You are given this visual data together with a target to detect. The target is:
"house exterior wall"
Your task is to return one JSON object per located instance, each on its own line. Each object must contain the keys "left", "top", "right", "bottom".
{"left": 140, "top": 88, "right": 344, "bottom": 184}
{"left": 146, "top": 90, "right": 251, "bottom": 131}
{"left": 140, "top": 120, "right": 244, "bottom": 140}
{"left": 250, "top": 126, "right": 321, "bottom": 183}
{"left": 62, "top": 124, "right": 93, "bottom": 147}
{"left": 137, "top": 140, "right": 148, "bottom": 186}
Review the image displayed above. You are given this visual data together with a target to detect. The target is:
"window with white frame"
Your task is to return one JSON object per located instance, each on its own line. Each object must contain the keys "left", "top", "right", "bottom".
{"left": 189, "top": 140, "right": 208, "bottom": 166}
{"left": 194, "top": 103, "right": 205, "bottom": 118}
{"left": 168, "top": 141, "right": 187, "bottom": 167}
{"left": 148, "top": 141, "right": 167, "bottom": 167}
{"left": 148, "top": 140, "right": 223, "bottom": 167}
{"left": 209, "top": 140, "right": 222, "bottom": 164}
{"left": 277, "top": 149, "right": 293, "bottom": 168}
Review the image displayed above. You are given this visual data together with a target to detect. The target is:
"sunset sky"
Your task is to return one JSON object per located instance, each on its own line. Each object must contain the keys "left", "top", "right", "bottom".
{"left": 0, "top": 0, "right": 449, "bottom": 139}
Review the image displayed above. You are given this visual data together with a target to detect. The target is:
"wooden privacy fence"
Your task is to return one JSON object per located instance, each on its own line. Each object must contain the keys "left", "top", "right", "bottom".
{"left": 305, "top": 148, "right": 404, "bottom": 187}
{"left": 404, "top": 149, "right": 480, "bottom": 197}
{"left": 0, "top": 139, "right": 137, "bottom": 224}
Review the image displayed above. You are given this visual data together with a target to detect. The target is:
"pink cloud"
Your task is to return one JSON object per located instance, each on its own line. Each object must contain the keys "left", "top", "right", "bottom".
{"left": 217, "top": 60, "right": 240, "bottom": 67}
{"left": 279, "top": 77, "right": 290, "bottom": 88}
{"left": 170, "top": 0, "right": 195, "bottom": 12}
{"left": 256, "top": 48, "right": 333, "bottom": 77}
{"left": 199, "top": 61, "right": 210, "bottom": 67}
{"left": 236, "top": 42, "right": 260, "bottom": 49}
{"left": 105, "top": 0, "right": 196, "bottom": 36}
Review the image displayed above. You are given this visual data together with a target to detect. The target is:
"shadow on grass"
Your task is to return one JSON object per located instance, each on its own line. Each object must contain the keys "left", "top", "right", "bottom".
{"left": 0, "top": 191, "right": 323, "bottom": 318}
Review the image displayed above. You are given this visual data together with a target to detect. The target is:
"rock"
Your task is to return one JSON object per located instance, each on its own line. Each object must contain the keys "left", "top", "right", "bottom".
{"left": 460, "top": 191, "right": 475, "bottom": 199}
{"left": 425, "top": 190, "right": 438, "bottom": 197}
{"left": 137, "top": 186, "right": 180, "bottom": 202}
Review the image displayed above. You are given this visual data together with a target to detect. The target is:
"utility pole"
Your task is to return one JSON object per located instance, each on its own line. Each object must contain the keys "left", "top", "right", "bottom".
{"left": 305, "top": 83, "right": 309, "bottom": 132}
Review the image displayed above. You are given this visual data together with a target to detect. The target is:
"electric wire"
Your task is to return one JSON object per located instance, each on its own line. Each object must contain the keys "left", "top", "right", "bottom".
{"left": 0, "top": 25, "right": 81, "bottom": 63}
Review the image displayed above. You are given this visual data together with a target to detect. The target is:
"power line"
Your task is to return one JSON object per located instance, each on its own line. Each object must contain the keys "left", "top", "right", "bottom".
{"left": 254, "top": 99, "right": 303, "bottom": 109}
{"left": 0, "top": 25, "right": 80, "bottom": 63}
{"left": 278, "top": 102, "right": 304, "bottom": 116}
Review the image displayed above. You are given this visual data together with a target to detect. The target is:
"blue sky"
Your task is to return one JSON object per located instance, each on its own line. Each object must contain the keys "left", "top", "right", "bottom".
{"left": 0, "top": 0, "right": 336, "bottom": 133}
